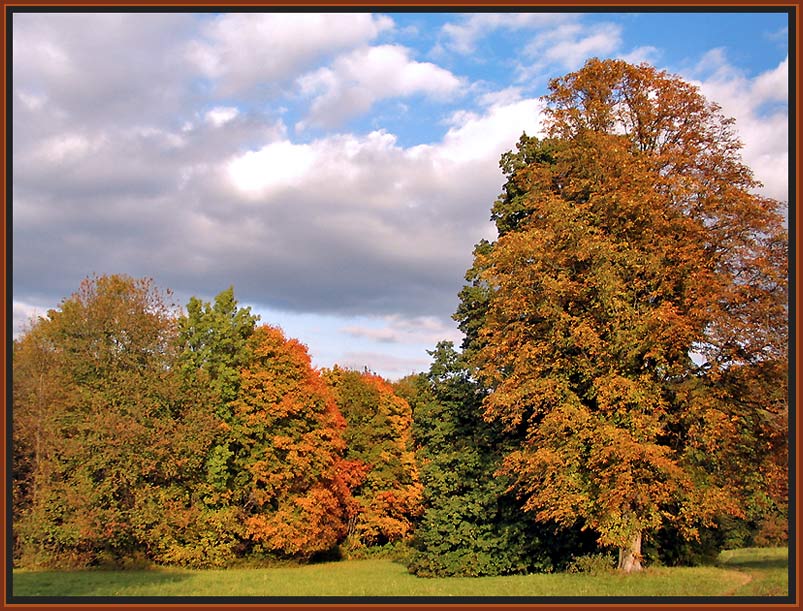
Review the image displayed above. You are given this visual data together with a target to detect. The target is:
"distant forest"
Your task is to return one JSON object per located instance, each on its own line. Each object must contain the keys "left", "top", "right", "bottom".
{"left": 12, "top": 59, "right": 788, "bottom": 575}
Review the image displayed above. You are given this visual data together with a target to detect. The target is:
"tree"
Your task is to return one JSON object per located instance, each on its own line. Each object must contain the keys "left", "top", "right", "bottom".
{"left": 464, "top": 59, "right": 787, "bottom": 571}
{"left": 174, "top": 288, "right": 260, "bottom": 563}
{"left": 13, "top": 275, "right": 218, "bottom": 567}
{"left": 455, "top": 135, "right": 563, "bottom": 358}
{"left": 324, "top": 368, "right": 423, "bottom": 549}
{"left": 12, "top": 322, "right": 71, "bottom": 563}
{"left": 178, "top": 287, "right": 260, "bottom": 416}
{"left": 399, "top": 342, "right": 581, "bottom": 577}
{"left": 230, "top": 325, "right": 354, "bottom": 559}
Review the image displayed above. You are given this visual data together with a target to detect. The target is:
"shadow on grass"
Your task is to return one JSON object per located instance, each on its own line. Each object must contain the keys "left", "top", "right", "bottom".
{"left": 719, "top": 558, "right": 789, "bottom": 570}
{"left": 12, "top": 570, "right": 191, "bottom": 598}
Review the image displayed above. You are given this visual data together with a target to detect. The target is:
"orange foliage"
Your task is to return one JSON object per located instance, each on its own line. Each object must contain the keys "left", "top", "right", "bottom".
{"left": 325, "top": 368, "right": 423, "bottom": 548}
{"left": 470, "top": 59, "right": 787, "bottom": 564}
{"left": 232, "top": 325, "right": 353, "bottom": 558}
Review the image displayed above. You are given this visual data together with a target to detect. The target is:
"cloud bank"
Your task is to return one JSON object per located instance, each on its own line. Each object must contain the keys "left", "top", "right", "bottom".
{"left": 12, "top": 12, "right": 788, "bottom": 377}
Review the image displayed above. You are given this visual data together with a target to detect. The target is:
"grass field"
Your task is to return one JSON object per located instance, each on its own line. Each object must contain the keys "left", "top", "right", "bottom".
{"left": 12, "top": 547, "right": 789, "bottom": 599}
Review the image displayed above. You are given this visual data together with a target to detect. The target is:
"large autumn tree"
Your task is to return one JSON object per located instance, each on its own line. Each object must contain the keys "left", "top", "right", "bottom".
{"left": 462, "top": 59, "right": 788, "bottom": 572}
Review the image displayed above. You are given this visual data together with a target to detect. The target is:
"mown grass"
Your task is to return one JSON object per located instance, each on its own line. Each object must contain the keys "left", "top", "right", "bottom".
{"left": 717, "top": 547, "right": 790, "bottom": 596}
{"left": 12, "top": 547, "right": 789, "bottom": 599}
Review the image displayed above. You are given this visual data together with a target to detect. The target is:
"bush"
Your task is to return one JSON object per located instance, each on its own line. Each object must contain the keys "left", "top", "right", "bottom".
{"left": 566, "top": 553, "right": 616, "bottom": 574}
{"left": 646, "top": 525, "right": 725, "bottom": 567}
{"left": 309, "top": 546, "right": 344, "bottom": 563}
{"left": 341, "top": 540, "right": 413, "bottom": 562}
{"left": 754, "top": 514, "right": 788, "bottom": 547}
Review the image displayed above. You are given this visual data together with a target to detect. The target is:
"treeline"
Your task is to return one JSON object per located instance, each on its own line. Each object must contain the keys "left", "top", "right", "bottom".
{"left": 12, "top": 279, "right": 424, "bottom": 568}
{"left": 13, "top": 59, "right": 788, "bottom": 574}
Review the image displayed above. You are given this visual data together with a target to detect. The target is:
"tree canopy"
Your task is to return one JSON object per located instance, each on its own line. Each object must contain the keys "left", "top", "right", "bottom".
{"left": 461, "top": 58, "right": 787, "bottom": 571}
{"left": 398, "top": 342, "right": 583, "bottom": 577}
{"left": 324, "top": 368, "right": 423, "bottom": 549}
{"left": 13, "top": 275, "right": 218, "bottom": 567}
{"left": 233, "top": 325, "right": 354, "bottom": 558}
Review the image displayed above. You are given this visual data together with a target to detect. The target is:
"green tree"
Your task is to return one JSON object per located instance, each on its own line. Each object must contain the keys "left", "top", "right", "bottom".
{"left": 140, "top": 287, "right": 264, "bottom": 567}
{"left": 177, "top": 287, "right": 259, "bottom": 506}
{"left": 399, "top": 342, "right": 581, "bottom": 577}
{"left": 454, "top": 136, "right": 565, "bottom": 358}
{"left": 464, "top": 59, "right": 787, "bottom": 571}
{"left": 178, "top": 287, "right": 260, "bottom": 416}
{"left": 324, "top": 368, "right": 423, "bottom": 550}
{"left": 13, "top": 275, "right": 218, "bottom": 568}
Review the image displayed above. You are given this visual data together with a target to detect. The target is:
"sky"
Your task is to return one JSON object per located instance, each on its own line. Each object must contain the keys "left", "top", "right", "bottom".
{"left": 11, "top": 10, "right": 790, "bottom": 380}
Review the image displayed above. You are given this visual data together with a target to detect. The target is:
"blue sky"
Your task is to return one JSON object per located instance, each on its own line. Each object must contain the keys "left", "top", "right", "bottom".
{"left": 12, "top": 10, "right": 789, "bottom": 379}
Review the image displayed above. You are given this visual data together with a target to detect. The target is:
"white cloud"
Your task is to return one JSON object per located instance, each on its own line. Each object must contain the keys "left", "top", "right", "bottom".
{"left": 226, "top": 129, "right": 403, "bottom": 197}
{"left": 13, "top": 300, "right": 49, "bottom": 338}
{"left": 129, "top": 127, "right": 186, "bottom": 150}
{"left": 765, "top": 26, "right": 788, "bottom": 45}
{"left": 227, "top": 140, "right": 317, "bottom": 194}
{"left": 413, "top": 97, "right": 544, "bottom": 165}
{"left": 342, "top": 325, "right": 400, "bottom": 343}
{"left": 205, "top": 106, "right": 239, "bottom": 127}
{"left": 509, "top": 20, "right": 624, "bottom": 85}
{"left": 16, "top": 90, "right": 46, "bottom": 111}
{"left": 205, "top": 94, "right": 545, "bottom": 318}
{"left": 13, "top": 13, "right": 198, "bottom": 128}
{"left": 618, "top": 45, "right": 661, "bottom": 66}
{"left": 337, "top": 351, "right": 431, "bottom": 379}
{"left": 525, "top": 22, "right": 622, "bottom": 71}
{"left": 477, "top": 86, "right": 523, "bottom": 108}
{"left": 298, "top": 44, "right": 463, "bottom": 128}
{"left": 187, "top": 13, "right": 394, "bottom": 95}
{"left": 690, "top": 53, "right": 788, "bottom": 203}
{"left": 342, "top": 314, "right": 462, "bottom": 346}
{"left": 38, "top": 133, "right": 98, "bottom": 163}
{"left": 14, "top": 36, "right": 75, "bottom": 80}
{"left": 441, "top": 13, "right": 575, "bottom": 54}
{"left": 752, "top": 57, "right": 789, "bottom": 103}
{"left": 693, "top": 47, "right": 733, "bottom": 78}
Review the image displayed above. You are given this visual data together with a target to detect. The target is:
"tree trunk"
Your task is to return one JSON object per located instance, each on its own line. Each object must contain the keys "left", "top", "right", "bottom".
{"left": 618, "top": 531, "right": 643, "bottom": 572}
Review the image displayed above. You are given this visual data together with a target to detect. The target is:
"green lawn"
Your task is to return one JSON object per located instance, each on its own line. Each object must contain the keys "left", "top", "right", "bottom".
{"left": 12, "top": 547, "right": 789, "bottom": 599}
{"left": 717, "top": 547, "right": 790, "bottom": 596}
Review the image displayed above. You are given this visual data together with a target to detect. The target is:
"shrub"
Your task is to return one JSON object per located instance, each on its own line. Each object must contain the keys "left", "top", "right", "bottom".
{"left": 566, "top": 553, "right": 616, "bottom": 575}
{"left": 754, "top": 514, "right": 788, "bottom": 547}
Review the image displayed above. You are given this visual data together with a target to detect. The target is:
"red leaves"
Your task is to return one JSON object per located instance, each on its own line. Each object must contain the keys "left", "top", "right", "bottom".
{"left": 233, "top": 325, "right": 351, "bottom": 558}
